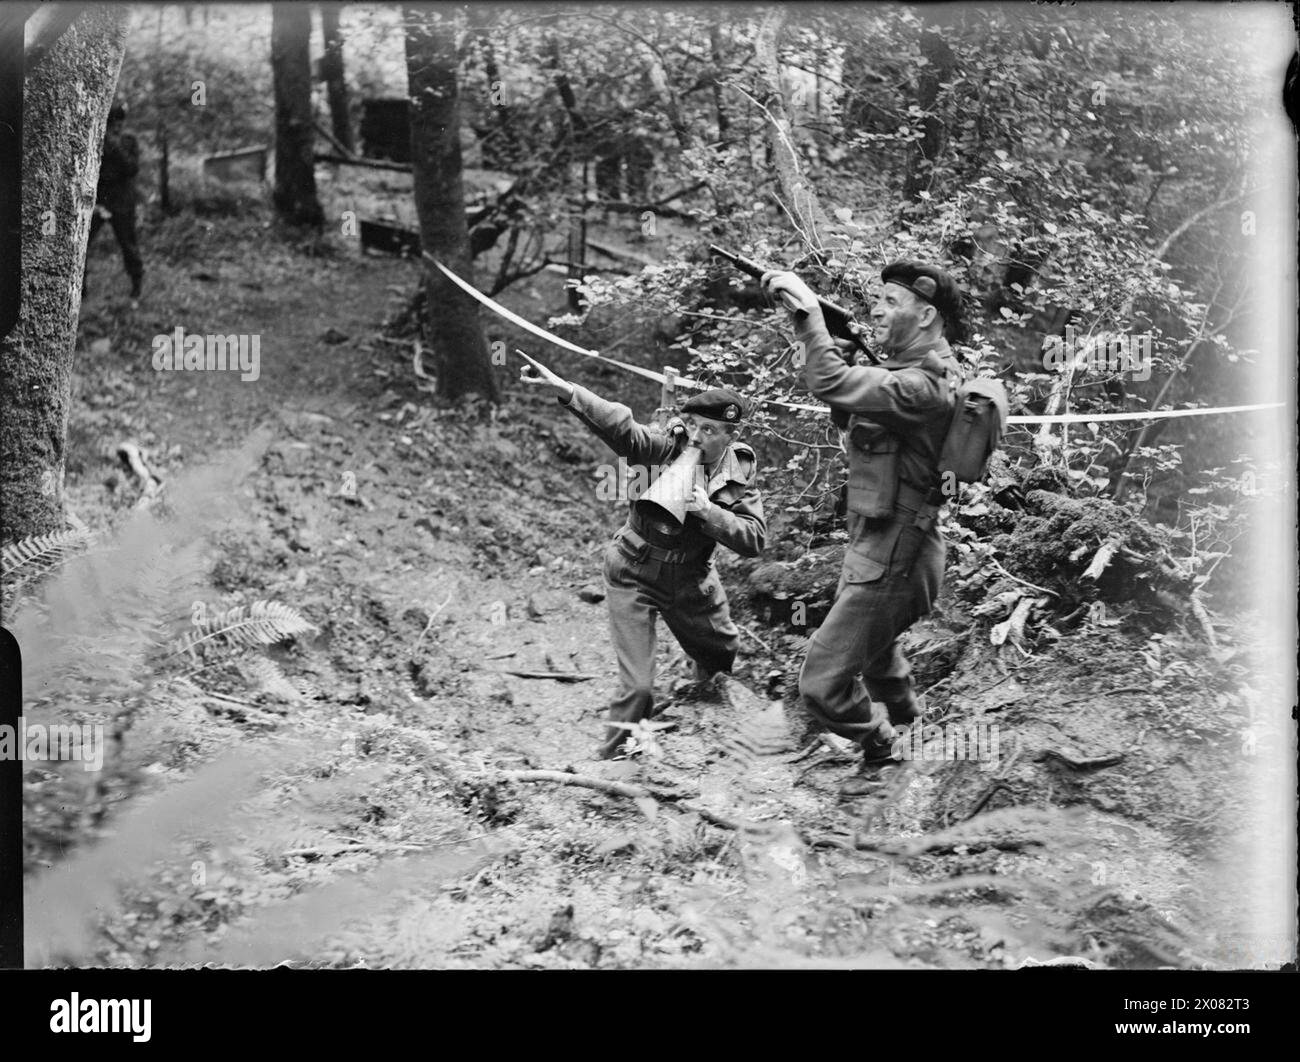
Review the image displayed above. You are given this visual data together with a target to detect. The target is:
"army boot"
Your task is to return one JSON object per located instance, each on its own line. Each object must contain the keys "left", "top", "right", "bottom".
{"left": 885, "top": 688, "right": 926, "bottom": 727}
{"left": 839, "top": 728, "right": 904, "bottom": 798}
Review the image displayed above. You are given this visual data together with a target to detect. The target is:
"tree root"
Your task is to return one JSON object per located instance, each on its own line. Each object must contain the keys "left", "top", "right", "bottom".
{"left": 478, "top": 769, "right": 741, "bottom": 830}
{"left": 1041, "top": 748, "right": 1125, "bottom": 770}
{"left": 476, "top": 769, "right": 1050, "bottom": 859}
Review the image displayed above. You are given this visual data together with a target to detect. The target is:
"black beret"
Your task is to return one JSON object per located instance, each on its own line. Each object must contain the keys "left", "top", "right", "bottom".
{"left": 681, "top": 387, "right": 746, "bottom": 423}
{"left": 881, "top": 260, "right": 965, "bottom": 342}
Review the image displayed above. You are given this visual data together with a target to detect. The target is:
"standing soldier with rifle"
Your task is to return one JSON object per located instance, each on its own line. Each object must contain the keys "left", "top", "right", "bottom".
{"left": 87, "top": 102, "right": 144, "bottom": 301}
{"left": 518, "top": 351, "right": 766, "bottom": 760}
{"left": 762, "top": 262, "right": 966, "bottom": 795}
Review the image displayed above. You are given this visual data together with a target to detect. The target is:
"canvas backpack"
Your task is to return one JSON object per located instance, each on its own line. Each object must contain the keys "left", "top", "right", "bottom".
{"left": 938, "top": 376, "right": 1009, "bottom": 492}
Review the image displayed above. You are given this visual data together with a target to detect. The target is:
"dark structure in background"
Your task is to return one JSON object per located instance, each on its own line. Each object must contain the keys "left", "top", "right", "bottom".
{"left": 360, "top": 97, "right": 412, "bottom": 163}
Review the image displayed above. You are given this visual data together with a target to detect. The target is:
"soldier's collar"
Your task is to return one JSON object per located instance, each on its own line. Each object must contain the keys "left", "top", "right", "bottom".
{"left": 881, "top": 334, "right": 951, "bottom": 368}
{"left": 704, "top": 444, "right": 748, "bottom": 494}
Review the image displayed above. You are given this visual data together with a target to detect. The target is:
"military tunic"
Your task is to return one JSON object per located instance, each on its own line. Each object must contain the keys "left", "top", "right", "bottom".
{"left": 561, "top": 384, "right": 766, "bottom": 755}
{"left": 793, "top": 309, "right": 958, "bottom": 750}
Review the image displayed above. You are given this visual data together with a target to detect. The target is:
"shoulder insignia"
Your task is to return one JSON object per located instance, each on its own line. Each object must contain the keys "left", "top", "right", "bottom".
{"left": 729, "top": 442, "right": 757, "bottom": 484}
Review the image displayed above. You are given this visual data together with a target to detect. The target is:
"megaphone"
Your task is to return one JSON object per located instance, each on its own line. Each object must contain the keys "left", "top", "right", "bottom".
{"left": 634, "top": 445, "right": 702, "bottom": 532}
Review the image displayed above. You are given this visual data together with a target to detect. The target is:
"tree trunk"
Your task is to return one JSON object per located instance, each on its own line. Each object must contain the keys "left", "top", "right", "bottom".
{"left": 0, "top": 6, "right": 129, "bottom": 544}
{"left": 754, "top": 9, "right": 834, "bottom": 252}
{"left": 469, "top": 6, "right": 514, "bottom": 171}
{"left": 903, "top": 12, "right": 957, "bottom": 201}
{"left": 709, "top": 23, "right": 729, "bottom": 144}
{"left": 404, "top": 6, "right": 499, "bottom": 404}
{"left": 319, "top": 2, "right": 354, "bottom": 154}
{"left": 271, "top": 4, "right": 323, "bottom": 228}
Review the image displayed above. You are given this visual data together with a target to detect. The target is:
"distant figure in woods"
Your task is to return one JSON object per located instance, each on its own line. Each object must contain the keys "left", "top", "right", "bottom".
{"left": 87, "top": 102, "right": 143, "bottom": 300}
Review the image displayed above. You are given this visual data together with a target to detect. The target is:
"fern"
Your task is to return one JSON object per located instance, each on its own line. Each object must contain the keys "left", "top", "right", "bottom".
{"left": 167, "top": 600, "right": 317, "bottom": 662}
{"left": 1, "top": 528, "right": 94, "bottom": 607}
{"left": 240, "top": 655, "right": 308, "bottom": 703}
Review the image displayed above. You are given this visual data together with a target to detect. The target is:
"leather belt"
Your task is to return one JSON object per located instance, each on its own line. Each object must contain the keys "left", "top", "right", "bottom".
{"left": 616, "top": 526, "right": 704, "bottom": 566}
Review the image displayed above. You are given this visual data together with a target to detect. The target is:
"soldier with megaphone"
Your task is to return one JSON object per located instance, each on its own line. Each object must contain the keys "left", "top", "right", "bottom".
{"left": 520, "top": 352, "right": 766, "bottom": 759}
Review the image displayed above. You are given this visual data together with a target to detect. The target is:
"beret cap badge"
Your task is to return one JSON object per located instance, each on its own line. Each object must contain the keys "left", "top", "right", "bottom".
{"left": 681, "top": 387, "right": 746, "bottom": 422}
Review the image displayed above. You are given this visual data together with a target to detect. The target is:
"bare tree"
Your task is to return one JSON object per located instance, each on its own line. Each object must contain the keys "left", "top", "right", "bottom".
{"left": 0, "top": 6, "right": 129, "bottom": 543}
{"left": 404, "top": 6, "right": 499, "bottom": 403}
{"left": 319, "top": 3, "right": 354, "bottom": 155}
{"left": 271, "top": 3, "right": 323, "bottom": 228}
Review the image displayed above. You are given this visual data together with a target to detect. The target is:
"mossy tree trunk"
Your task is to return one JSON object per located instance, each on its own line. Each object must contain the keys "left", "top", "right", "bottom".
{"left": 0, "top": 7, "right": 129, "bottom": 544}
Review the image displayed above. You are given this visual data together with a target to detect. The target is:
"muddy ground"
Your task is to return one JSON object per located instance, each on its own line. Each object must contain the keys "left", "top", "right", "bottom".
{"left": 22, "top": 188, "right": 1292, "bottom": 970}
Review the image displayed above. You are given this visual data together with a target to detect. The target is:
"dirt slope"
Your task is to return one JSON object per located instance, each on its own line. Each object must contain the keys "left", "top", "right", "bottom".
{"left": 43, "top": 206, "right": 1291, "bottom": 970}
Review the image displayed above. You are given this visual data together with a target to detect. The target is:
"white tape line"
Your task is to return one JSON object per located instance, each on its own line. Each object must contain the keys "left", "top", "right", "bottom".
{"left": 1005, "top": 404, "right": 1285, "bottom": 426}
{"left": 531, "top": 345, "right": 1286, "bottom": 425}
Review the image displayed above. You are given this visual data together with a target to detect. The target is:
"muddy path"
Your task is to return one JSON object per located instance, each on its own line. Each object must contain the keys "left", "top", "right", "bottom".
{"left": 48, "top": 211, "right": 1290, "bottom": 970}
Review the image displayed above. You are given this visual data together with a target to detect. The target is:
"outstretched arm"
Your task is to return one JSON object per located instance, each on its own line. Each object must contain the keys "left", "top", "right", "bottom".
{"left": 518, "top": 351, "right": 678, "bottom": 467}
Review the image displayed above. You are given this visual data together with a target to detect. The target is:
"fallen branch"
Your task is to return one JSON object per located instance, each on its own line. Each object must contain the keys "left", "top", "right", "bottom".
{"left": 117, "top": 441, "right": 163, "bottom": 507}
{"left": 1188, "top": 590, "right": 1219, "bottom": 648}
{"left": 480, "top": 769, "right": 740, "bottom": 830}
{"left": 1041, "top": 748, "right": 1125, "bottom": 770}
{"left": 1081, "top": 537, "right": 1121, "bottom": 581}
{"left": 586, "top": 238, "right": 658, "bottom": 267}
{"left": 963, "top": 780, "right": 1014, "bottom": 822}
{"left": 283, "top": 842, "right": 428, "bottom": 858}
{"left": 811, "top": 831, "right": 1044, "bottom": 856}
{"left": 484, "top": 768, "right": 1043, "bottom": 858}
{"left": 314, "top": 121, "right": 357, "bottom": 160}
{"left": 414, "top": 589, "right": 454, "bottom": 650}
{"left": 488, "top": 669, "right": 598, "bottom": 682}
{"left": 989, "top": 556, "right": 1059, "bottom": 597}
{"left": 737, "top": 622, "right": 775, "bottom": 654}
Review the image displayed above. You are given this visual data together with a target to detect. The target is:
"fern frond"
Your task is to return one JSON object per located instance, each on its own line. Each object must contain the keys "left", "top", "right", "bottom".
{"left": 167, "top": 600, "right": 317, "bottom": 661}
{"left": 241, "top": 655, "right": 306, "bottom": 703}
{"left": 1, "top": 529, "right": 94, "bottom": 587}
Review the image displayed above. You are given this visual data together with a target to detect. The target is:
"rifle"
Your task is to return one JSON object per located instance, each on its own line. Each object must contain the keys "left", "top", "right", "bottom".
{"left": 708, "top": 244, "right": 877, "bottom": 364}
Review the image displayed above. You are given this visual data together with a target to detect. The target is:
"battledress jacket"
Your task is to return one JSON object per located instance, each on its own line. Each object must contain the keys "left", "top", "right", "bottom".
{"left": 561, "top": 383, "right": 766, "bottom": 560}
{"left": 794, "top": 310, "right": 957, "bottom": 519}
